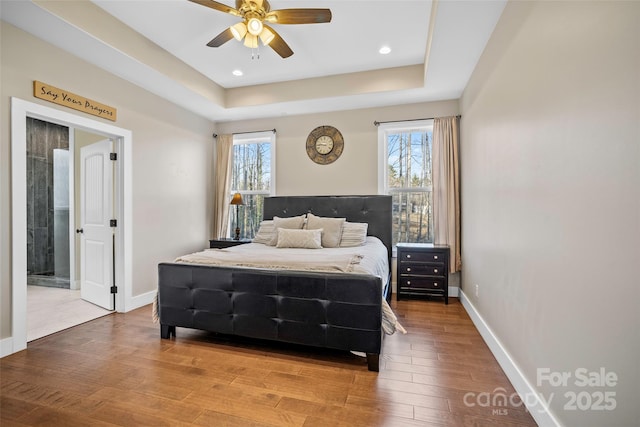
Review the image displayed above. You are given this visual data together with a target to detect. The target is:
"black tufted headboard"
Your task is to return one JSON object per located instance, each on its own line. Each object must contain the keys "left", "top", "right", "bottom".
{"left": 263, "top": 195, "right": 392, "bottom": 260}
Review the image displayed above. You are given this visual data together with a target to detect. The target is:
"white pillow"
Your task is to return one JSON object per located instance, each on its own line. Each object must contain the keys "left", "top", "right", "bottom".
{"left": 340, "top": 222, "right": 368, "bottom": 247}
{"left": 276, "top": 228, "right": 322, "bottom": 249}
{"left": 269, "top": 215, "right": 306, "bottom": 245}
{"left": 306, "top": 213, "right": 345, "bottom": 248}
{"left": 252, "top": 220, "right": 274, "bottom": 245}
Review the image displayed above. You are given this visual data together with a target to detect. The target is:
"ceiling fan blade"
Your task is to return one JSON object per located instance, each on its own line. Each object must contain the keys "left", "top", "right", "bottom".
{"left": 207, "top": 28, "right": 234, "bottom": 47}
{"left": 188, "top": 0, "right": 240, "bottom": 16}
{"left": 264, "top": 25, "right": 293, "bottom": 58}
{"left": 265, "top": 9, "right": 332, "bottom": 25}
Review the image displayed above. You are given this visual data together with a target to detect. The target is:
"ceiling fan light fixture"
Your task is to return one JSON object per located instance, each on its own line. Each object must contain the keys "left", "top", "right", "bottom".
{"left": 190, "top": 0, "right": 332, "bottom": 59}
{"left": 230, "top": 21, "right": 247, "bottom": 41}
{"left": 243, "top": 33, "right": 258, "bottom": 48}
{"left": 247, "top": 17, "right": 263, "bottom": 36}
{"left": 259, "top": 27, "right": 275, "bottom": 45}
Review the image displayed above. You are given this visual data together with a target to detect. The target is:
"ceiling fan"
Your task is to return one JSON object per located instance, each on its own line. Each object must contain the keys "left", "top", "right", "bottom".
{"left": 189, "top": 0, "right": 332, "bottom": 58}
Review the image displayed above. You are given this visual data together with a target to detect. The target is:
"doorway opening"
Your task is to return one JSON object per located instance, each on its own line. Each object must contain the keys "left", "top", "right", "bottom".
{"left": 10, "top": 97, "right": 132, "bottom": 356}
{"left": 26, "top": 118, "right": 71, "bottom": 290}
{"left": 25, "top": 118, "right": 114, "bottom": 341}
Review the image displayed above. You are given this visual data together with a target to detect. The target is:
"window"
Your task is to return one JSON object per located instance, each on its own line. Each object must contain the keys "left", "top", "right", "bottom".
{"left": 378, "top": 120, "right": 434, "bottom": 246}
{"left": 230, "top": 131, "right": 275, "bottom": 239}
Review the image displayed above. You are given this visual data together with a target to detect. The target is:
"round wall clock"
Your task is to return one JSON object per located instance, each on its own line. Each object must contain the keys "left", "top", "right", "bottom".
{"left": 306, "top": 125, "right": 344, "bottom": 165}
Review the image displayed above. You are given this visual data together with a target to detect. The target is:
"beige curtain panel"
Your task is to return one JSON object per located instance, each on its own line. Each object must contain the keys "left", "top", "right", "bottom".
{"left": 433, "top": 116, "right": 462, "bottom": 273}
{"left": 212, "top": 134, "right": 233, "bottom": 239}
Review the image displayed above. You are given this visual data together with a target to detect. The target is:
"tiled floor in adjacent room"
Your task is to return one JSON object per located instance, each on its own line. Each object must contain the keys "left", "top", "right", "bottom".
{"left": 27, "top": 285, "right": 113, "bottom": 342}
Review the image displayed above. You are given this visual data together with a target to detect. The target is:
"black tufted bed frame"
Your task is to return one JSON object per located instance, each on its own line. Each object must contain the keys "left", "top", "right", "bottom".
{"left": 157, "top": 195, "right": 392, "bottom": 371}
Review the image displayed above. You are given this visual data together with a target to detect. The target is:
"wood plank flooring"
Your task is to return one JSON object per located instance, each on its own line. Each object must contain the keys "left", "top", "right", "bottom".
{"left": 1, "top": 298, "right": 538, "bottom": 426}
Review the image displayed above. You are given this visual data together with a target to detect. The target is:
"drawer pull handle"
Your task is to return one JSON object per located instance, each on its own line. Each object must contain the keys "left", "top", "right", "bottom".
{"left": 406, "top": 254, "right": 411, "bottom": 259}
{"left": 407, "top": 281, "right": 411, "bottom": 285}
{"left": 434, "top": 269, "right": 438, "bottom": 273}
{"left": 434, "top": 283, "right": 438, "bottom": 287}
{"left": 434, "top": 255, "right": 438, "bottom": 260}
{"left": 407, "top": 268, "right": 411, "bottom": 272}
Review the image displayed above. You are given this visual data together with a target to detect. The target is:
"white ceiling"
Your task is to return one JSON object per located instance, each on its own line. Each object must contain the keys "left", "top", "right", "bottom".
{"left": 1, "top": 0, "right": 506, "bottom": 123}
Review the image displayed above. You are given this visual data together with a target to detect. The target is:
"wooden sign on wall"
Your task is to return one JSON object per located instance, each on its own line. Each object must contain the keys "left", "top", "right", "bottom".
{"left": 33, "top": 80, "right": 117, "bottom": 122}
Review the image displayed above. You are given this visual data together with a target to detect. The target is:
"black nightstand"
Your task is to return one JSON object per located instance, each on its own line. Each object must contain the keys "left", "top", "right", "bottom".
{"left": 396, "top": 243, "right": 450, "bottom": 304}
{"left": 209, "top": 238, "right": 251, "bottom": 249}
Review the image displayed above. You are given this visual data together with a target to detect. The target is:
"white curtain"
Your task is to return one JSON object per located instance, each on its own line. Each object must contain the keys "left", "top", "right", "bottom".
{"left": 212, "top": 134, "right": 233, "bottom": 239}
{"left": 433, "top": 116, "right": 462, "bottom": 273}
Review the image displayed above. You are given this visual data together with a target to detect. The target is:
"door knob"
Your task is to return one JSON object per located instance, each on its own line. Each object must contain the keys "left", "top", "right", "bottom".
{"left": 76, "top": 228, "right": 84, "bottom": 234}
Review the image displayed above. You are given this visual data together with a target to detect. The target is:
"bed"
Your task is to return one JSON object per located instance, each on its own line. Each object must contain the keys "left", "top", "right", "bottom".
{"left": 157, "top": 195, "right": 397, "bottom": 371}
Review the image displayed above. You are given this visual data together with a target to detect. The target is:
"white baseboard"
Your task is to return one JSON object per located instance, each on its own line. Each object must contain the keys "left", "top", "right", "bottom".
{"left": 459, "top": 290, "right": 561, "bottom": 427}
{"left": 1, "top": 337, "right": 14, "bottom": 358}
{"left": 126, "top": 290, "right": 156, "bottom": 312}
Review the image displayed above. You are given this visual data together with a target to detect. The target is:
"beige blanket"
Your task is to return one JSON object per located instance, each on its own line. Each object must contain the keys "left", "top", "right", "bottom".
{"left": 175, "top": 247, "right": 364, "bottom": 273}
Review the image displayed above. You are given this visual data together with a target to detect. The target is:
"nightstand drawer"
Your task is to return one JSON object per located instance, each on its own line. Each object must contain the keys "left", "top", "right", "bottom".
{"left": 399, "top": 251, "right": 446, "bottom": 263}
{"left": 399, "top": 264, "right": 445, "bottom": 276}
{"left": 400, "top": 277, "right": 446, "bottom": 290}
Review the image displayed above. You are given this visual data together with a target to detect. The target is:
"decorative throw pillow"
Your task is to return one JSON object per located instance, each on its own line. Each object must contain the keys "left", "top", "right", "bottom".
{"left": 306, "top": 213, "right": 346, "bottom": 248}
{"left": 252, "top": 220, "right": 274, "bottom": 245}
{"left": 276, "top": 228, "right": 322, "bottom": 249}
{"left": 340, "top": 222, "right": 368, "bottom": 247}
{"left": 269, "top": 215, "right": 306, "bottom": 245}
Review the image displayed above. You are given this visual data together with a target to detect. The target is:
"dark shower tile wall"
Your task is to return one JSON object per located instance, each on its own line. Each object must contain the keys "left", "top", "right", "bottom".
{"left": 26, "top": 118, "right": 69, "bottom": 279}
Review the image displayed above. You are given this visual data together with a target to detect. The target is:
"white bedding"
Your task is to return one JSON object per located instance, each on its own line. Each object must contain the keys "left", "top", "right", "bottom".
{"left": 174, "top": 236, "right": 406, "bottom": 335}
{"left": 176, "top": 236, "right": 389, "bottom": 280}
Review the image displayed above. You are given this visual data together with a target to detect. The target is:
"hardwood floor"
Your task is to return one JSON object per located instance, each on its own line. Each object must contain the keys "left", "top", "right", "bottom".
{"left": 1, "top": 298, "right": 538, "bottom": 426}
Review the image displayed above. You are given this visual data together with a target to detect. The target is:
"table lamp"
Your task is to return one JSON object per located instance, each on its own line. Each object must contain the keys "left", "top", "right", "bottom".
{"left": 230, "top": 192, "right": 244, "bottom": 240}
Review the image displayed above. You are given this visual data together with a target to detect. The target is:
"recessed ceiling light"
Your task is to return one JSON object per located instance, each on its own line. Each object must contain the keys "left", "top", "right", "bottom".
{"left": 232, "top": 69, "right": 243, "bottom": 76}
{"left": 379, "top": 46, "right": 391, "bottom": 55}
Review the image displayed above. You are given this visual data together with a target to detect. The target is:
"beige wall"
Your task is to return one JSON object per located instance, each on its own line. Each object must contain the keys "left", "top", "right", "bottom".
{"left": 0, "top": 20, "right": 460, "bottom": 342}
{"left": 460, "top": 1, "right": 639, "bottom": 426}
{"left": 216, "top": 100, "right": 459, "bottom": 196}
{"left": 1, "top": 22, "right": 215, "bottom": 339}
{"left": 217, "top": 100, "right": 460, "bottom": 294}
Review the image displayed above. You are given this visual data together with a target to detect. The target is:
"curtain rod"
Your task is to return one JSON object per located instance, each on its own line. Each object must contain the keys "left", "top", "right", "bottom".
{"left": 373, "top": 115, "right": 461, "bottom": 126}
{"left": 212, "top": 128, "right": 276, "bottom": 138}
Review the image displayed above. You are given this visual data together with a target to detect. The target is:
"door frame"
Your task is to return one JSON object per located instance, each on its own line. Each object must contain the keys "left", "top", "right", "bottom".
{"left": 10, "top": 97, "right": 132, "bottom": 354}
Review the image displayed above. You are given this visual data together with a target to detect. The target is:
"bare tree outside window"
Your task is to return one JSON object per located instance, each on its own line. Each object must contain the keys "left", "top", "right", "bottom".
{"left": 230, "top": 133, "right": 274, "bottom": 239}
{"left": 383, "top": 122, "right": 433, "bottom": 246}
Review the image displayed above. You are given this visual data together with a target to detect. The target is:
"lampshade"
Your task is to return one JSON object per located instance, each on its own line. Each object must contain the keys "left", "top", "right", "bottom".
{"left": 259, "top": 27, "right": 275, "bottom": 46}
{"left": 247, "top": 18, "right": 263, "bottom": 36}
{"left": 230, "top": 22, "right": 247, "bottom": 41}
{"left": 243, "top": 34, "right": 258, "bottom": 48}
{"left": 230, "top": 192, "right": 244, "bottom": 205}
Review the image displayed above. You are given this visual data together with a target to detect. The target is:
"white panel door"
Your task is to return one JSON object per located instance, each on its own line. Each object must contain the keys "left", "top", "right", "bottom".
{"left": 80, "top": 139, "right": 113, "bottom": 310}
